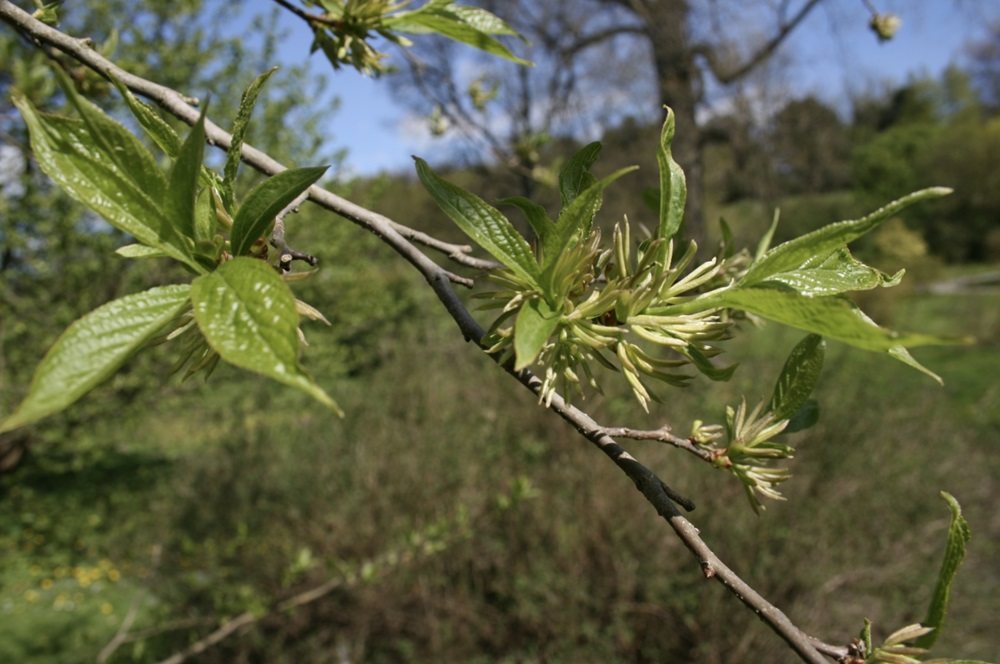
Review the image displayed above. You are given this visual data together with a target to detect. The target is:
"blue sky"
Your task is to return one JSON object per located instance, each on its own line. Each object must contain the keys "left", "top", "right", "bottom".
{"left": 250, "top": 1, "right": 996, "bottom": 176}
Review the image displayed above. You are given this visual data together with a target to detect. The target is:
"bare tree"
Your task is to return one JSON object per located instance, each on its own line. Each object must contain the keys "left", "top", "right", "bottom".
{"left": 391, "top": 0, "right": 879, "bottom": 248}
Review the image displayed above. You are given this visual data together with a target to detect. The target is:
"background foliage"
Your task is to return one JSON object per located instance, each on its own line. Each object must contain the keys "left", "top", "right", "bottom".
{"left": 1, "top": 1, "right": 998, "bottom": 662}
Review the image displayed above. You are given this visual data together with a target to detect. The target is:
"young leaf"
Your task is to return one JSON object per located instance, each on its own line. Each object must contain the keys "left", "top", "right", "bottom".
{"left": 12, "top": 86, "right": 202, "bottom": 273}
{"left": 769, "top": 334, "right": 825, "bottom": 421}
{"left": 0, "top": 285, "right": 192, "bottom": 434}
{"left": 743, "top": 188, "right": 952, "bottom": 286}
{"left": 115, "top": 244, "right": 168, "bottom": 259}
{"left": 543, "top": 165, "right": 638, "bottom": 275}
{"left": 497, "top": 196, "right": 553, "bottom": 243}
{"left": 109, "top": 72, "right": 182, "bottom": 158}
{"left": 914, "top": 492, "right": 971, "bottom": 650}
{"left": 758, "top": 247, "right": 901, "bottom": 297}
{"left": 663, "top": 286, "right": 968, "bottom": 382}
{"left": 230, "top": 166, "right": 328, "bottom": 258}
{"left": 655, "top": 107, "right": 688, "bottom": 255}
{"left": 223, "top": 67, "right": 278, "bottom": 209}
{"left": 190, "top": 257, "right": 341, "bottom": 415}
{"left": 415, "top": 157, "right": 540, "bottom": 284}
{"left": 513, "top": 298, "right": 560, "bottom": 371}
{"left": 559, "top": 142, "right": 601, "bottom": 211}
{"left": 387, "top": 5, "right": 532, "bottom": 66}
{"left": 164, "top": 105, "right": 208, "bottom": 246}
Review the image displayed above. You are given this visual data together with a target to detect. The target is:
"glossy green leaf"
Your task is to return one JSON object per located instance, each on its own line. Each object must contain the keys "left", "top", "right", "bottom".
{"left": 223, "top": 67, "right": 277, "bottom": 209}
{"left": 165, "top": 106, "right": 208, "bottom": 246}
{"left": 664, "top": 285, "right": 968, "bottom": 381}
{"left": 109, "top": 72, "right": 182, "bottom": 158}
{"left": 760, "top": 248, "right": 901, "bottom": 297}
{"left": 655, "top": 107, "right": 688, "bottom": 255}
{"left": 388, "top": 6, "right": 531, "bottom": 66}
{"left": 191, "top": 257, "right": 341, "bottom": 415}
{"left": 769, "top": 334, "right": 825, "bottom": 421}
{"left": 230, "top": 166, "right": 328, "bottom": 257}
{"left": 448, "top": 5, "right": 522, "bottom": 37}
{"left": 497, "top": 196, "right": 553, "bottom": 243}
{"left": 12, "top": 85, "right": 202, "bottom": 272}
{"left": 0, "top": 285, "right": 192, "bottom": 434}
{"left": 115, "top": 244, "right": 168, "bottom": 259}
{"left": 743, "top": 187, "right": 952, "bottom": 286}
{"left": 915, "top": 492, "right": 971, "bottom": 650}
{"left": 415, "top": 157, "right": 539, "bottom": 284}
{"left": 514, "top": 298, "right": 560, "bottom": 371}
{"left": 559, "top": 142, "right": 601, "bottom": 211}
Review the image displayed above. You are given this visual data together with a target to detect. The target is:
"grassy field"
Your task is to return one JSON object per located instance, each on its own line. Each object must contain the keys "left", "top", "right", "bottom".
{"left": 1, "top": 263, "right": 997, "bottom": 663}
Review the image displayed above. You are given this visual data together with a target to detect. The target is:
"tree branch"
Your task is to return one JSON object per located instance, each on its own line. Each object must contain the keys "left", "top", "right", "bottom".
{"left": 0, "top": 3, "right": 837, "bottom": 661}
{"left": 695, "top": 0, "right": 825, "bottom": 84}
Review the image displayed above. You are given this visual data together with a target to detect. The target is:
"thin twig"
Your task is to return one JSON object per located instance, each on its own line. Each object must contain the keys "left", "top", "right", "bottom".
{"left": 0, "top": 4, "right": 833, "bottom": 662}
{"left": 270, "top": 0, "right": 342, "bottom": 28}
{"left": 601, "top": 425, "right": 716, "bottom": 462}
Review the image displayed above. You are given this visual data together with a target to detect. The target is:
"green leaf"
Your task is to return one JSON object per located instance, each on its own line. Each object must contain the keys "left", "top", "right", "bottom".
{"left": 655, "top": 107, "right": 688, "bottom": 255}
{"left": 109, "top": 72, "right": 182, "bottom": 158}
{"left": 448, "top": 5, "right": 522, "bottom": 37}
{"left": 387, "top": 6, "right": 532, "bottom": 66}
{"left": 193, "top": 184, "right": 218, "bottom": 245}
{"left": 559, "top": 142, "right": 601, "bottom": 211}
{"left": 914, "top": 492, "right": 971, "bottom": 650}
{"left": 415, "top": 157, "right": 539, "bottom": 284}
{"left": 542, "top": 165, "right": 638, "bottom": 275}
{"left": 190, "top": 257, "right": 341, "bottom": 415}
{"left": 12, "top": 80, "right": 202, "bottom": 272}
{"left": 224, "top": 67, "right": 277, "bottom": 210}
{"left": 784, "top": 399, "right": 819, "bottom": 434}
{"left": 513, "top": 298, "right": 560, "bottom": 371}
{"left": 743, "top": 188, "right": 952, "bottom": 286}
{"left": 230, "top": 166, "right": 328, "bottom": 257}
{"left": 497, "top": 196, "right": 553, "bottom": 242}
{"left": 0, "top": 285, "right": 192, "bottom": 434}
{"left": 165, "top": 105, "right": 208, "bottom": 246}
{"left": 755, "top": 210, "right": 780, "bottom": 262}
{"left": 115, "top": 244, "right": 168, "bottom": 259}
{"left": 664, "top": 285, "right": 968, "bottom": 381}
{"left": 769, "top": 334, "right": 825, "bottom": 421}
{"left": 759, "top": 248, "right": 901, "bottom": 297}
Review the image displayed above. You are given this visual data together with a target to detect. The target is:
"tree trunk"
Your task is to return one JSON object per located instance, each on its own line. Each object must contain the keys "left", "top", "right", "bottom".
{"left": 629, "top": 0, "right": 708, "bottom": 251}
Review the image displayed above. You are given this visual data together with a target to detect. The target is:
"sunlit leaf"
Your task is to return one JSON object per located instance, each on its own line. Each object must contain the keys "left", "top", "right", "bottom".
{"left": 115, "top": 244, "right": 168, "bottom": 259}
{"left": 514, "top": 298, "right": 560, "bottom": 371}
{"left": 230, "top": 166, "right": 327, "bottom": 257}
{"left": 223, "top": 67, "right": 278, "bottom": 210}
{"left": 12, "top": 77, "right": 202, "bottom": 272}
{"left": 0, "top": 285, "right": 192, "bottom": 434}
{"left": 387, "top": 6, "right": 531, "bottom": 66}
{"left": 190, "top": 257, "right": 341, "bottom": 415}
{"left": 759, "top": 248, "right": 900, "bottom": 297}
{"left": 165, "top": 105, "right": 208, "bottom": 246}
{"left": 109, "top": 71, "right": 182, "bottom": 158}
{"left": 415, "top": 157, "right": 539, "bottom": 284}
{"left": 663, "top": 285, "right": 969, "bottom": 381}
{"left": 743, "top": 187, "right": 952, "bottom": 286}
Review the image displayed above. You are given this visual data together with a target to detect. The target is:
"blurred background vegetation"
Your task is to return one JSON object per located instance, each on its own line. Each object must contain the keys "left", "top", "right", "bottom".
{"left": 1, "top": 1, "right": 998, "bottom": 662}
